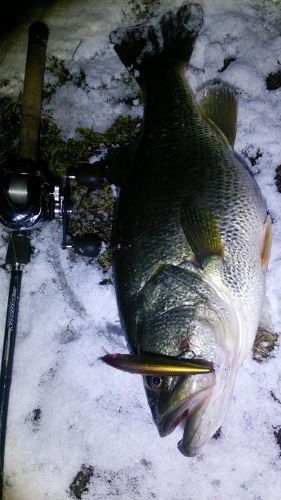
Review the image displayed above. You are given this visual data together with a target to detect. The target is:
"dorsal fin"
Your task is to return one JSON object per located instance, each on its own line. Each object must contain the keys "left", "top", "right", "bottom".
{"left": 197, "top": 79, "right": 238, "bottom": 148}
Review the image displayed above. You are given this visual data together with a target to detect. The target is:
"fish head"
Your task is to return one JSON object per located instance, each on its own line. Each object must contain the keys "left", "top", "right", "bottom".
{"left": 140, "top": 278, "right": 239, "bottom": 456}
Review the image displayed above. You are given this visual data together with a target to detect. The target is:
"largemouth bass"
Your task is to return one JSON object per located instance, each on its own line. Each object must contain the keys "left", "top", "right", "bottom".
{"left": 109, "top": 3, "right": 271, "bottom": 456}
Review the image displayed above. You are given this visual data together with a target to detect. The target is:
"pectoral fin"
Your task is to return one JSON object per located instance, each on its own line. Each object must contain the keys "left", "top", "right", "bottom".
{"left": 261, "top": 213, "right": 272, "bottom": 271}
{"left": 181, "top": 199, "right": 224, "bottom": 267}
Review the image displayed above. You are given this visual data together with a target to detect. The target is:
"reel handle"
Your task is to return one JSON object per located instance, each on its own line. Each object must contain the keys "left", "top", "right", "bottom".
{"left": 61, "top": 166, "right": 103, "bottom": 255}
{"left": 69, "top": 164, "right": 102, "bottom": 190}
{"left": 17, "top": 21, "right": 49, "bottom": 162}
{"left": 72, "top": 233, "right": 103, "bottom": 258}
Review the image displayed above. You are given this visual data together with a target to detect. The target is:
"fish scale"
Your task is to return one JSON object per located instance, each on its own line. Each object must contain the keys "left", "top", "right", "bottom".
{"left": 110, "top": 4, "right": 269, "bottom": 456}
{"left": 114, "top": 113, "right": 266, "bottom": 300}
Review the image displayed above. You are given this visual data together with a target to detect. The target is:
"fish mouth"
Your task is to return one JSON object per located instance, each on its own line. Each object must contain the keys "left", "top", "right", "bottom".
{"left": 158, "top": 401, "right": 191, "bottom": 437}
{"left": 177, "top": 388, "right": 213, "bottom": 457}
{"left": 159, "top": 385, "right": 213, "bottom": 436}
{"left": 158, "top": 377, "right": 215, "bottom": 456}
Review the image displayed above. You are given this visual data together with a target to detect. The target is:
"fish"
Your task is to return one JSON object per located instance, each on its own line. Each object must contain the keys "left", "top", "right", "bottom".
{"left": 107, "top": 3, "right": 271, "bottom": 456}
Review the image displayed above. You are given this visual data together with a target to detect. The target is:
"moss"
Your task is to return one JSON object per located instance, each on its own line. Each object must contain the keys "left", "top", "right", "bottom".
{"left": 99, "top": 278, "right": 113, "bottom": 286}
{"left": 69, "top": 465, "right": 94, "bottom": 499}
{"left": 275, "top": 164, "right": 281, "bottom": 192}
{"left": 69, "top": 182, "right": 115, "bottom": 258}
{"left": 43, "top": 56, "right": 87, "bottom": 100}
{"left": 212, "top": 427, "right": 221, "bottom": 440}
{"left": 266, "top": 69, "right": 281, "bottom": 90}
{"left": 271, "top": 391, "right": 281, "bottom": 404}
{"left": 0, "top": 95, "right": 21, "bottom": 163}
{"left": 273, "top": 426, "right": 281, "bottom": 455}
{"left": 39, "top": 113, "right": 141, "bottom": 174}
{"left": 40, "top": 116, "right": 104, "bottom": 174}
{"left": 242, "top": 147, "right": 263, "bottom": 167}
{"left": 119, "top": 72, "right": 144, "bottom": 106}
{"left": 218, "top": 56, "right": 236, "bottom": 73}
{"left": 123, "top": 0, "right": 161, "bottom": 20}
{"left": 97, "top": 247, "right": 112, "bottom": 273}
{"left": 0, "top": 79, "right": 9, "bottom": 88}
{"left": 47, "top": 55, "right": 72, "bottom": 85}
{"left": 99, "top": 114, "right": 141, "bottom": 144}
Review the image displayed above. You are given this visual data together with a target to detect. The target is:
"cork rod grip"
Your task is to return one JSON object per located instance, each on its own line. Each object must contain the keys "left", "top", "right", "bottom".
{"left": 17, "top": 21, "right": 49, "bottom": 162}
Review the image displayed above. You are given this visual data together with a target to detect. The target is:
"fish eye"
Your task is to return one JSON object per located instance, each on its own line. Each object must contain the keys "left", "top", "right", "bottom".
{"left": 145, "top": 376, "right": 163, "bottom": 390}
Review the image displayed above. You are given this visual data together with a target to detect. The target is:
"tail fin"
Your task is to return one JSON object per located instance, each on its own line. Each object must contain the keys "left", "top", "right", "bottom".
{"left": 110, "top": 4, "right": 203, "bottom": 81}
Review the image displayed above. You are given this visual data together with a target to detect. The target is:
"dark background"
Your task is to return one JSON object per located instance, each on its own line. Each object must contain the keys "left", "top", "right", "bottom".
{"left": 0, "top": 0, "right": 57, "bottom": 38}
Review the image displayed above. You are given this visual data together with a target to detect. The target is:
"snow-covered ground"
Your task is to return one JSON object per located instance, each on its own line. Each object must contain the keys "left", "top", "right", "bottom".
{"left": 0, "top": 1, "right": 281, "bottom": 498}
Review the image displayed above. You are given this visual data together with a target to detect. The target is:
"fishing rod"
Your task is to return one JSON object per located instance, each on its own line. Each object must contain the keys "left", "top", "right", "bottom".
{"left": 0, "top": 233, "right": 31, "bottom": 497}
{"left": 0, "top": 21, "right": 103, "bottom": 497}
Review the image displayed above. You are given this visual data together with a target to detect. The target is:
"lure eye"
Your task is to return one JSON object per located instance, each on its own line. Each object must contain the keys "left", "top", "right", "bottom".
{"left": 145, "top": 376, "right": 163, "bottom": 390}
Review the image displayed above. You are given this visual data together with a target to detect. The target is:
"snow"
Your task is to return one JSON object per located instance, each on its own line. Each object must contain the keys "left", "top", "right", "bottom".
{"left": 0, "top": 0, "right": 281, "bottom": 498}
